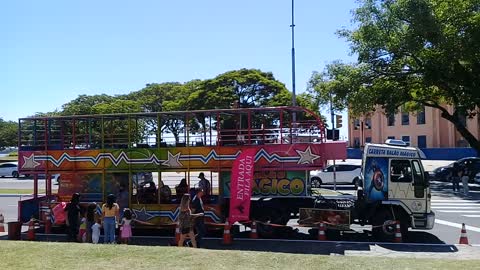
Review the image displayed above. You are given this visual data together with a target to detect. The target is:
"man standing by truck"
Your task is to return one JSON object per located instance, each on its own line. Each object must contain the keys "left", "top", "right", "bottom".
{"left": 192, "top": 188, "right": 206, "bottom": 248}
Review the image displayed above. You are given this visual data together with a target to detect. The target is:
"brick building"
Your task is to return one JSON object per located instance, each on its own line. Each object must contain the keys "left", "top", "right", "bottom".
{"left": 348, "top": 106, "right": 480, "bottom": 149}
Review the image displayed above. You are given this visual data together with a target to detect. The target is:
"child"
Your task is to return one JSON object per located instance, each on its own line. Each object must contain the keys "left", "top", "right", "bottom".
{"left": 78, "top": 217, "right": 87, "bottom": 243}
{"left": 177, "top": 194, "right": 203, "bottom": 248}
{"left": 119, "top": 208, "right": 152, "bottom": 244}
{"left": 120, "top": 209, "right": 133, "bottom": 244}
{"left": 91, "top": 218, "right": 102, "bottom": 244}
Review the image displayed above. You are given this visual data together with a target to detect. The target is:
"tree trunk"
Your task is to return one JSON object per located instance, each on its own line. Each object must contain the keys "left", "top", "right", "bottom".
{"left": 438, "top": 108, "right": 480, "bottom": 156}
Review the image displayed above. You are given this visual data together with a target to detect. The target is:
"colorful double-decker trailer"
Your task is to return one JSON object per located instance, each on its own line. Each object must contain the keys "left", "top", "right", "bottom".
{"left": 17, "top": 106, "right": 346, "bottom": 232}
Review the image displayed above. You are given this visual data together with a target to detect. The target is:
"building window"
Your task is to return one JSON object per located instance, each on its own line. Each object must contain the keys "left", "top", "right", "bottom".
{"left": 387, "top": 114, "right": 395, "bottom": 126}
{"left": 353, "top": 119, "right": 360, "bottom": 130}
{"left": 365, "top": 118, "right": 372, "bottom": 129}
{"left": 418, "top": 135, "right": 427, "bottom": 148}
{"left": 401, "top": 108, "right": 409, "bottom": 125}
{"left": 353, "top": 137, "right": 360, "bottom": 148}
{"left": 365, "top": 137, "right": 372, "bottom": 143}
{"left": 402, "top": 136, "right": 410, "bottom": 145}
{"left": 387, "top": 136, "right": 395, "bottom": 140}
{"left": 417, "top": 106, "right": 426, "bottom": 125}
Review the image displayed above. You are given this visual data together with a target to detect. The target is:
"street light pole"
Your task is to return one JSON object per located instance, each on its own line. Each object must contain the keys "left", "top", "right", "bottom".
{"left": 290, "top": 0, "right": 296, "bottom": 107}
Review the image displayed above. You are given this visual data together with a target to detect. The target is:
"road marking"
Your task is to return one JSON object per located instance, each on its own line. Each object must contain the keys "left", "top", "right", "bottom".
{"left": 432, "top": 203, "right": 479, "bottom": 206}
{"left": 431, "top": 200, "right": 480, "bottom": 203}
{"left": 432, "top": 206, "right": 480, "bottom": 209}
{"left": 462, "top": 215, "right": 480, "bottom": 218}
{"left": 435, "top": 219, "right": 480, "bottom": 232}
{"left": 437, "top": 210, "right": 480, "bottom": 213}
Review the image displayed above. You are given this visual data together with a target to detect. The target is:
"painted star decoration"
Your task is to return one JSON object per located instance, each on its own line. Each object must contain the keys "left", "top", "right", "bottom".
{"left": 161, "top": 151, "right": 183, "bottom": 167}
{"left": 132, "top": 207, "right": 154, "bottom": 221}
{"left": 22, "top": 154, "right": 40, "bottom": 169}
{"left": 296, "top": 146, "right": 321, "bottom": 164}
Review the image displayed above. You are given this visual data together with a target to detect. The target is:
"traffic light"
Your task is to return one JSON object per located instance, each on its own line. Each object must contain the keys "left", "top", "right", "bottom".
{"left": 335, "top": 114, "right": 343, "bottom": 128}
{"left": 326, "top": 129, "right": 339, "bottom": 140}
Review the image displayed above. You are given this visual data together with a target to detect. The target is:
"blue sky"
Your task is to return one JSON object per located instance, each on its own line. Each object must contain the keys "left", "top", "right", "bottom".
{"left": 1, "top": 0, "right": 357, "bottom": 138}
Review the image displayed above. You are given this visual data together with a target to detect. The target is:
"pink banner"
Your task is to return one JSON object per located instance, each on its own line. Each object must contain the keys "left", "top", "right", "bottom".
{"left": 228, "top": 148, "right": 256, "bottom": 224}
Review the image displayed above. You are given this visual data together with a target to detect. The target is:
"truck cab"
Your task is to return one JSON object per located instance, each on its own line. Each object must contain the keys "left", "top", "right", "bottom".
{"left": 360, "top": 140, "right": 435, "bottom": 239}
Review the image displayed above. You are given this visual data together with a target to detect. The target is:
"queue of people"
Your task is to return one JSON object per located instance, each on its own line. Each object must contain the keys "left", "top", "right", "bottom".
{"left": 63, "top": 172, "right": 212, "bottom": 246}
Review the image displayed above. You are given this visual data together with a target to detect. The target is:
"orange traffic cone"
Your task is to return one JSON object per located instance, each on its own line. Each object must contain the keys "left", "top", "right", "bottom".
{"left": 393, "top": 221, "right": 402, "bottom": 243}
{"left": 0, "top": 213, "right": 5, "bottom": 233}
{"left": 222, "top": 221, "right": 232, "bottom": 245}
{"left": 27, "top": 218, "right": 36, "bottom": 241}
{"left": 317, "top": 222, "right": 326, "bottom": 241}
{"left": 175, "top": 223, "right": 181, "bottom": 245}
{"left": 44, "top": 211, "right": 51, "bottom": 234}
{"left": 250, "top": 221, "right": 258, "bottom": 239}
{"left": 459, "top": 223, "right": 469, "bottom": 245}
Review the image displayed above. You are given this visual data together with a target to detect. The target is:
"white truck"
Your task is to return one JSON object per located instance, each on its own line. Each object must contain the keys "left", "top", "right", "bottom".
{"left": 302, "top": 140, "right": 435, "bottom": 241}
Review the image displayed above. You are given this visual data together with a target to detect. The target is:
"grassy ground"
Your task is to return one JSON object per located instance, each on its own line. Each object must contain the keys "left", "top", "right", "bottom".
{"left": 0, "top": 241, "right": 478, "bottom": 270}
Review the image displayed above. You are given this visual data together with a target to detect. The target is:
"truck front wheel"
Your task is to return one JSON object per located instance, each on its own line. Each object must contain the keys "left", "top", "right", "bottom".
{"left": 372, "top": 209, "right": 408, "bottom": 242}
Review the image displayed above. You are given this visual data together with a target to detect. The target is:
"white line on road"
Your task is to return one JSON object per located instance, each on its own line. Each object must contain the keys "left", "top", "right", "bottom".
{"left": 462, "top": 215, "right": 480, "bottom": 218}
{"left": 432, "top": 200, "right": 480, "bottom": 203}
{"left": 432, "top": 203, "right": 479, "bottom": 206}
{"left": 435, "top": 219, "right": 480, "bottom": 233}
{"left": 432, "top": 206, "right": 480, "bottom": 209}
{"left": 437, "top": 210, "right": 480, "bottom": 213}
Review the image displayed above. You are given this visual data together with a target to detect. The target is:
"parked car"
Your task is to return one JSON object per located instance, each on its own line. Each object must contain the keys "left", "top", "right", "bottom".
{"left": 475, "top": 172, "right": 480, "bottom": 185}
{"left": 0, "top": 162, "right": 20, "bottom": 178}
{"left": 310, "top": 164, "right": 361, "bottom": 188}
{"left": 432, "top": 157, "right": 480, "bottom": 182}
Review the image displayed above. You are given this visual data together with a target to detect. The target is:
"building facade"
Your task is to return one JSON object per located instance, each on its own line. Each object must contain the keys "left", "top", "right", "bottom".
{"left": 348, "top": 106, "right": 480, "bottom": 148}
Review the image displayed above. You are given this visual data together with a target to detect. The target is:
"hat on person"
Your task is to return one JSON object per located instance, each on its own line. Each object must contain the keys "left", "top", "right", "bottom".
{"left": 198, "top": 172, "right": 204, "bottom": 178}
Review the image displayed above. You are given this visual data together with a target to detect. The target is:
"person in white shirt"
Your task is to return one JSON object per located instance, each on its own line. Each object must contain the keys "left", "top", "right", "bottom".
{"left": 91, "top": 219, "right": 102, "bottom": 244}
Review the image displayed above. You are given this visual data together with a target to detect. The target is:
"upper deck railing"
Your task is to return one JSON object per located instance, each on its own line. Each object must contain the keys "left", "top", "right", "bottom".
{"left": 18, "top": 106, "right": 326, "bottom": 151}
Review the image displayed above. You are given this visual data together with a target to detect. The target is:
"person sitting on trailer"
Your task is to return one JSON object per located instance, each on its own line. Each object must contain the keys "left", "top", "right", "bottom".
{"left": 175, "top": 178, "right": 189, "bottom": 197}
{"left": 159, "top": 180, "right": 172, "bottom": 203}
{"left": 138, "top": 181, "right": 157, "bottom": 204}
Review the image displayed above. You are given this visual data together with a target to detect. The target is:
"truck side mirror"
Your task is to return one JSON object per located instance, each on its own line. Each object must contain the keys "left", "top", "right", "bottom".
{"left": 423, "top": 172, "right": 430, "bottom": 187}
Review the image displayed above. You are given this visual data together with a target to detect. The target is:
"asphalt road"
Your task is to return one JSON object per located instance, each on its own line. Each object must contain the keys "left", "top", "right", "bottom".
{"left": 0, "top": 158, "right": 479, "bottom": 245}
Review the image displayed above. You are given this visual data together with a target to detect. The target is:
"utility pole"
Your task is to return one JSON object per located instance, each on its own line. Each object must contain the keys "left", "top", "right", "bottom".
{"left": 330, "top": 92, "right": 335, "bottom": 139}
{"left": 291, "top": 0, "right": 296, "bottom": 107}
{"left": 290, "top": 0, "right": 297, "bottom": 124}
{"left": 330, "top": 92, "right": 337, "bottom": 190}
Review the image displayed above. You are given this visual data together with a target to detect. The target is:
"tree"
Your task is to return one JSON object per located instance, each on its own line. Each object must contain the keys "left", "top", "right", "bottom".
{"left": 201, "top": 69, "right": 291, "bottom": 109}
{"left": 61, "top": 94, "right": 116, "bottom": 115}
{"left": 0, "top": 119, "right": 18, "bottom": 148}
{"left": 310, "top": 0, "right": 480, "bottom": 154}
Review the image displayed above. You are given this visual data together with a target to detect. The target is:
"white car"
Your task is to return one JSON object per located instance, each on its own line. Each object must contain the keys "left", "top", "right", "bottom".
{"left": 475, "top": 172, "right": 480, "bottom": 184}
{"left": 0, "top": 162, "right": 20, "bottom": 178}
{"left": 310, "top": 164, "right": 362, "bottom": 188}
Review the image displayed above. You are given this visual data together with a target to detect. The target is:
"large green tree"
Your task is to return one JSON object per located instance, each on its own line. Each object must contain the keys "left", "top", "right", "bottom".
{"left": 309, "top": 0, "right": 480, "bottom": 154}
{"left": 200, "top": 69, "right": 291, "bottom": 109}
{"left": 61, "top": 94, "right": 117, "bottom": 115}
